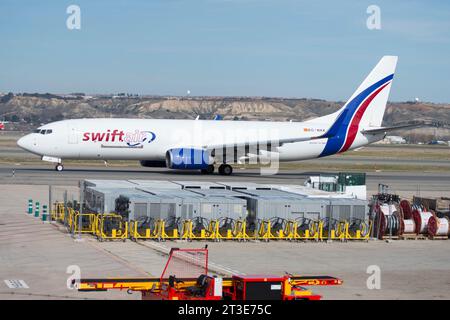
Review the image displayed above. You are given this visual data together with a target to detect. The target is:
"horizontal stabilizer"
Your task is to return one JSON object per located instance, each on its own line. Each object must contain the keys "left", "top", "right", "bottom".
{"left": 361, "top": 121, "right": 425, "bottom": 135}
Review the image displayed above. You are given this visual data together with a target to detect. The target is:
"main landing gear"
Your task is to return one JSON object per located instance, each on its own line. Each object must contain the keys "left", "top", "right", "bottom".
{"left": 200, "top": 165, "right": 215, "bottom": 175}
{"left": 200, "top": 164, "right": 233, "bottom": 175}
{"left": 218, "top": 164, "right": 233, "bottom": 176}
{"left": 55, "top": 163, "right": 64, "bottom": 172}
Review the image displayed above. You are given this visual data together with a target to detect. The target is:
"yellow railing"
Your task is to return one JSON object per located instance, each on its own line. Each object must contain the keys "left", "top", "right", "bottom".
{"left": 51, "top": 202, "right": 65, "bottom": 222}
{"left": 154, "top": 219, "right": 179, "bottom": 241}
{"left": 319, "top": 220, "right": 347, "bottom": 241}
{"left": 72, "top": 212, "right": 96, "bottom": 234}
{"left": 345, "top": 220, "right": 372, "bottom": 241}
{"left": 129, "top": 220, "right": 159, "bottom": 240}
{"left": 51, "top": 202, "right": 374, "bottom": 242}
{"left": 94, "top": 213, "right": 128, "bottom": 241}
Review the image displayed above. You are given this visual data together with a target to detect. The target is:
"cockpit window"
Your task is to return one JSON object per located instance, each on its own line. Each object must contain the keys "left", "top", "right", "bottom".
{"left": 35, "top": 129, "right": 53, "bottom": 135}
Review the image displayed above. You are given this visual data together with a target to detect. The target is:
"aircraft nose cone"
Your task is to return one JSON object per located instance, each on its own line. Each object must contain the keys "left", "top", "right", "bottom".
{"left": 17, "top": 135, "right": 33, "bottom": 152}
{"left": 17, "top": 136, "right": 25, "bottom": 149}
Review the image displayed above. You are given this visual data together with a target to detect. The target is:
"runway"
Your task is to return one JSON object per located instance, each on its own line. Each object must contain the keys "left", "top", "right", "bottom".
{"left": 1, "top": 136, "right": 450, "bottom": 198}
{"left": 1, "top": 164, "right": 450, "bottom": 198}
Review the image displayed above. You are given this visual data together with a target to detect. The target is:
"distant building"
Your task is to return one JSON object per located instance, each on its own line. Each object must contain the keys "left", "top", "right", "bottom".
{"left": 428, "top": 140, "right": 448, "bottom": 146}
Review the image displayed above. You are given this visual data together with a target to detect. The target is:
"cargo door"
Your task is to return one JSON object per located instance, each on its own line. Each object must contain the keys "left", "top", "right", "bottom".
{"left": 68, "top": 124, "right": 78, "bottom": 144}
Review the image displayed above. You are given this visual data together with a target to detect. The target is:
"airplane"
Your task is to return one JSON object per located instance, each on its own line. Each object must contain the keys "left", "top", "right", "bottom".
{"left": 17, "top": 56, "right": 422, "bottom": 175}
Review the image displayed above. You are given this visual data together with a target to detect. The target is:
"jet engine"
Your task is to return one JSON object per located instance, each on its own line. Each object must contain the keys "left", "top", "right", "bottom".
{"left": 165, "top": 148, "right": 212, "bottom": 170}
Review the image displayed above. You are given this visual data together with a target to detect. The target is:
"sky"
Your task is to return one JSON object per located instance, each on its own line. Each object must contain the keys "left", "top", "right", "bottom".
{"left": 0, "top": 0, "right": 449, "bottom": 102}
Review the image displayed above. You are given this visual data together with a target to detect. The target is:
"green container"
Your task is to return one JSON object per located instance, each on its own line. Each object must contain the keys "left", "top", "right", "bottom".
{"left": 28, "top": 199, "right": 33, "bottom": 214}
{"left": 42, "top": 205, "right": 48, "bottom": 221}
{"left": 34, "top": 201, "right": 40, "bottom": 218}
{"left": 337, "top": 172, "right": 366, "bottom": 186}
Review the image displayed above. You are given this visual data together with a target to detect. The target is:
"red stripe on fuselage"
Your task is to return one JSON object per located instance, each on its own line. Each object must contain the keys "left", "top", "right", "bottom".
{"left": 340, "top": 82, "right": 390, "bottom": 153}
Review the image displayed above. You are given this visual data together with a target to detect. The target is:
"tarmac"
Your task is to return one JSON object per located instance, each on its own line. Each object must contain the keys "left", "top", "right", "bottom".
{"left": 1, "top": 143, "right": 450, "bottom": 300}
{"left": 1, "top": 182, "right": 450, "bottom": 300}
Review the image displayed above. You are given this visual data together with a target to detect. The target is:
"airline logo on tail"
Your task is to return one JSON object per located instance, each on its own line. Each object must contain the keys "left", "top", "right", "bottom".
{"left": 319, "top": 73, "right": 394, "bottom": 157}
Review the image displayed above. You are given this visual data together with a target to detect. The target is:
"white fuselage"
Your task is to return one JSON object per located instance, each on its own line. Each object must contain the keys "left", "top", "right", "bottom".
{"left": 17, "top": 118, "right": 382, "bottom": 163}
{"left": 16, "top": 56, "right": 399, "bottom": 169}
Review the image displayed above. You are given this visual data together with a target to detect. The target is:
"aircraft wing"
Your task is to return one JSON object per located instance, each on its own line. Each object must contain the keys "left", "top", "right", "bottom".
{"left": 203, "top": 109, "right": 351, "bottom": 151}
{"left": 202, "top": 133, "right": 327, "bottom": 151}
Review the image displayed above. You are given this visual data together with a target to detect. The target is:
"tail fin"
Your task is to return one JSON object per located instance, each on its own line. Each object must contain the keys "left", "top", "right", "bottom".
{"left": 345, "top": 55, "right": 397, "bottom": 128}
{"left": 319, "top": 56, "right": 398, "bottom": 156}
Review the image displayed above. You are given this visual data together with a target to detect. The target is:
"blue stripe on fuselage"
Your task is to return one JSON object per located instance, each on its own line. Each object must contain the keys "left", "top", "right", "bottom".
{"left": 318, "top": 74, "right": 394, "bottom": 157}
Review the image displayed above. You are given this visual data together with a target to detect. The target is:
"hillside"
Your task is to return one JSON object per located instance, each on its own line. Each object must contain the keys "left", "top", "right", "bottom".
{"left": 1, "top": 93, "right": 449, "bottom": 141}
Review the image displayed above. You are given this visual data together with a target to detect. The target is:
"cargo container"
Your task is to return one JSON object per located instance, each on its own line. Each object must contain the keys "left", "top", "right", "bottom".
{"left": 235, "top": 189, "right": 368, "bottom": 222}
{"left": 187, "top": 189, "right": 248, "bottom": 219}
{"left": 84, "top": 187, "right": 149, "bottom": 215}
{"left": 137, "top": 187, "right": 246, "bottom": 220}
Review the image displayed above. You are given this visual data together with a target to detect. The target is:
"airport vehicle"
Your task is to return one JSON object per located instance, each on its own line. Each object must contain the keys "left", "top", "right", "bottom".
{"left": 17, "top": 56, "right": 420, "bottom": 175}
{"left": 76, "top": 247, "right": 342, "bottom": 300}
